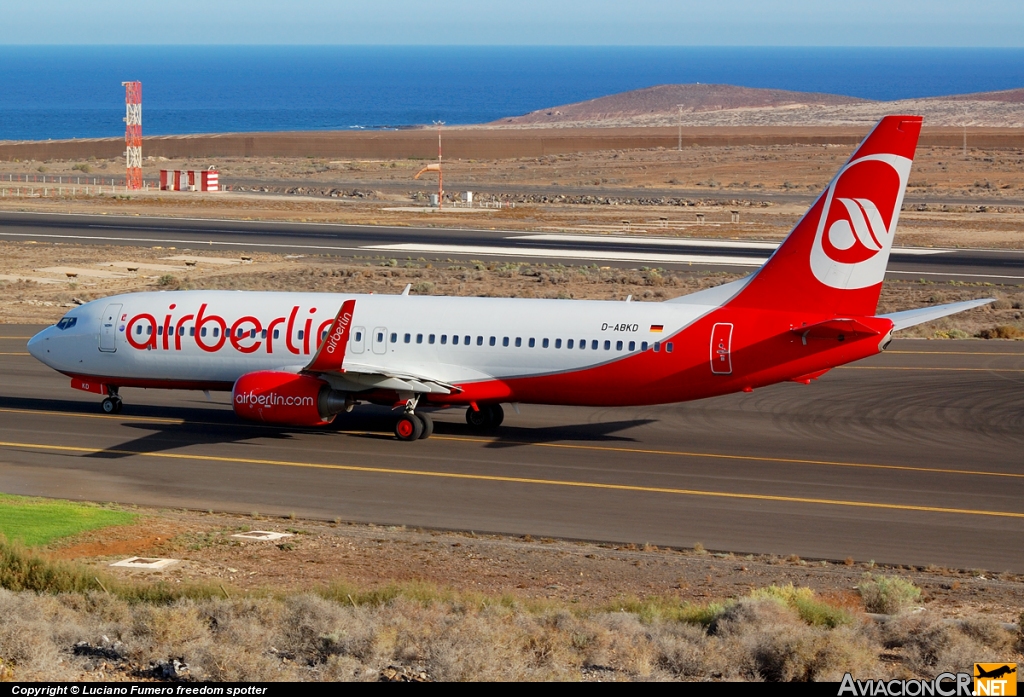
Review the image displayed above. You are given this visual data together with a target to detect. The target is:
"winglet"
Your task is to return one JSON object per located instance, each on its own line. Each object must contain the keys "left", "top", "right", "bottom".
{"left": 305, "top": 299, "right": 356, "bottom": 373}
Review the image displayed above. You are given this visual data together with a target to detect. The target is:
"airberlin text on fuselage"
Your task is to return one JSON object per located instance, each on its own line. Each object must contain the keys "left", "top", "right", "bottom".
{"left": 124, "top": 304, "right": 331, "bottom": 356}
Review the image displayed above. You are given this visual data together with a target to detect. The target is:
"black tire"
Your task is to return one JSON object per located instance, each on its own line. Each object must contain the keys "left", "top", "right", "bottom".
{"left": 112, "top": 398, "right": 123, "bottom": 414}
{"left": 466, "top": 407, "right": 489, "bottom": 429}
{"left": 101, "top": 397, "right": 117, "bottom": 414}
{"left": 487, "top": 403, "right": 505, "bottom": 428}
{"left": 395, "top": 413, "right": 424, "bottom": 441}
{"left": 416, "top": 412, "right": 434, "bottom": 439}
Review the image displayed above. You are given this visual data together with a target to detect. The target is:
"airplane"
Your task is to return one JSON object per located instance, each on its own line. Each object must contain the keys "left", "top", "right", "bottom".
{"left": 27, "top": 115, "right": 993, "bottom": 441}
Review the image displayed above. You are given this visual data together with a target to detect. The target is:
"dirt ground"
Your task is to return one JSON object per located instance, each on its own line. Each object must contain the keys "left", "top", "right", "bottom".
{"left": 43, "top": 506, "right": 1024, "bottom": 628}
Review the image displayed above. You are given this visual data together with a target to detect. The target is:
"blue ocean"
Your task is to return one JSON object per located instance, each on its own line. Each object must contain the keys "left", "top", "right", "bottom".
{"left": 2, "top": 46, "right": 1023, "bottom": 141}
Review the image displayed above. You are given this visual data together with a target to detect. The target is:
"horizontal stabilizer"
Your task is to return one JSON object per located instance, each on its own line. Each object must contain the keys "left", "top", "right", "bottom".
{"left": 791, "top": 318, "right": 881, "bottom": 343}
{"left": 880, "top": 298, "right": 994, "bottom": 331}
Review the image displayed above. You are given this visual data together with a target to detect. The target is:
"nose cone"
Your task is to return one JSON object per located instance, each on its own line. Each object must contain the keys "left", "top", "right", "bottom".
{"left": 26, "top": 327, "right": 50, "bottom": 362}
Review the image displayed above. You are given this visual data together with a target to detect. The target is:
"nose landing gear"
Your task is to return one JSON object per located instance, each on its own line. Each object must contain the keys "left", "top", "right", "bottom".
{"left": 101, "top": 388, "right": 123, "bottom": 414}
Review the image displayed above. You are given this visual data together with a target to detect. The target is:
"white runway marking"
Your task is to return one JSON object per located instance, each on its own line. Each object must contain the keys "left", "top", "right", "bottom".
{"left": 362, "top": 243, "right": 768, "bottom": 266}
{"left": 513, "top": 234, "right": 951, "bottom": 255}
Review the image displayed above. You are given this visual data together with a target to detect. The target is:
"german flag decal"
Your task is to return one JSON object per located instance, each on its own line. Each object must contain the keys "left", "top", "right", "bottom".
{"left": 650, "top": 325, "right": 664, "bottom": 333}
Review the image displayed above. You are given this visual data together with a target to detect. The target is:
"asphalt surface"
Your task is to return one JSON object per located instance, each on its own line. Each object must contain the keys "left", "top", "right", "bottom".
{"left": 1, "top": 211, "right": 1023, "bottom": 283}
{"left": 1, "top": 325, "right": 1022, "bottom": 572}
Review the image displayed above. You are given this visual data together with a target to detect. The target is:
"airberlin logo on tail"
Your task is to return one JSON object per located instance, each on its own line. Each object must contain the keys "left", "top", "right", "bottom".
{"left": 810, "top": 154, "right": 912, "bottom": 290}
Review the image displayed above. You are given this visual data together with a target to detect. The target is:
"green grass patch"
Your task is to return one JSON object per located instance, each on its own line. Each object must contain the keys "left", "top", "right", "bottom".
{"left": 0, "top": 493, "right": 136, "bottom": 547}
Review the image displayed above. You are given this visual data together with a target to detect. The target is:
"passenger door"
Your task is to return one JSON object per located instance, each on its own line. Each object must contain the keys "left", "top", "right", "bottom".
{"left": 99, "top": 303, "right": 122, "bottom": 352}
{"left": 710, "top": 322, "right": 733, "bottom": 375}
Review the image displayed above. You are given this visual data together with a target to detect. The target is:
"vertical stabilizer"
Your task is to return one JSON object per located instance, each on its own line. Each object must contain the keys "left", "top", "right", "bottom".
{"left": 727, "top": 115, "right": 922, "bottom": 317}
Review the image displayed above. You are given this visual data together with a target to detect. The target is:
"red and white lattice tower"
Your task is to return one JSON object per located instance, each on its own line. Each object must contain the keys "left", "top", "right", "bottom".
{"left": 122, "top": 81, "right": 142, "bottom": 190}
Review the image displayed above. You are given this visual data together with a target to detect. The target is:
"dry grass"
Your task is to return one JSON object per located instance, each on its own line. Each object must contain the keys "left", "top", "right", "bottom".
{"left": 3, "top": 543, "right": 1017, "bottom": 682}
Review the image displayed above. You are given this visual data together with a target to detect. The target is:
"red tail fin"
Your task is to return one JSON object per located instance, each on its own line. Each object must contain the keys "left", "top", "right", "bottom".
{"left": 728, "top": 115, "right": 922, "bottom": 317}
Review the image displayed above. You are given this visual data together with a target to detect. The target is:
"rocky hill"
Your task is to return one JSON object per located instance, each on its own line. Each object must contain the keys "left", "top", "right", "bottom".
{"left": 491, "top": 84, "right": 1024, "bottom": 128}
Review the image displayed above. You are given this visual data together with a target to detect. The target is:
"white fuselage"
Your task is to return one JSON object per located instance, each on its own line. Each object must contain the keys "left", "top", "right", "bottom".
{"left": 29, "top": 290, "right": 709, "bottom": 391}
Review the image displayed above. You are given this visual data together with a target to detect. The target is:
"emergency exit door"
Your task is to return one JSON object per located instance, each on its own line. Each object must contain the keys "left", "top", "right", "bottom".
{"left": 710, "top": 322, "right": 733, "bottom": 374}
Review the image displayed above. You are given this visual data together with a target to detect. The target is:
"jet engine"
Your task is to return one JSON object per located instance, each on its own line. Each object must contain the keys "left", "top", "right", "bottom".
{"left": 232, "top": 370, "right": 351, "bottom": 427}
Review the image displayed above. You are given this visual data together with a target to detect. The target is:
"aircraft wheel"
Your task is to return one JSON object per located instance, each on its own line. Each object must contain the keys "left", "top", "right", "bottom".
{"left": 101, "top": 397, "right": 119, "bottom": 414}
{"left": 466, "top": 404, "right": 503, "bottom": 430}
{"left": 416, "top": 412, "right": 434, "bottom": 439}
{"left": 395, "top": 413, "right": 424, "bottom": 441}
{"left": 466, "top": 406, "right": 489, "bottom": 429}
{"left": 113, "top": 398, "right": 123, "bottom": 414}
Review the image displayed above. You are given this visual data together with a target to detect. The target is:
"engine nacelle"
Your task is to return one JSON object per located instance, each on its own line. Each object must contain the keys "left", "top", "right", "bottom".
{"left": 232, "top": 371, "right": 351, "bottom": 427}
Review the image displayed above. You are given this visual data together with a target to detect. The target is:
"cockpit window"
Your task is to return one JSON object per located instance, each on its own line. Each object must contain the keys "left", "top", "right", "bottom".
{"left": 56, "top": 317, "right": 77, "bottom": 331}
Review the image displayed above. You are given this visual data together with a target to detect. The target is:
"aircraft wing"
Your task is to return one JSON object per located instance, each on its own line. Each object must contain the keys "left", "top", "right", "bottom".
{"left": 322, "top": 362, "right": 460, "bottom": 394}
{"left": 879, "top": 298, "right": 995, "bottom": 331}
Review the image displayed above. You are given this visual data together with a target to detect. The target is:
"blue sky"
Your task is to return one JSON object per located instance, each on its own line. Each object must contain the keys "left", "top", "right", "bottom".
{"left": 6, "top": 1, "right": 1022, "bottom": 46}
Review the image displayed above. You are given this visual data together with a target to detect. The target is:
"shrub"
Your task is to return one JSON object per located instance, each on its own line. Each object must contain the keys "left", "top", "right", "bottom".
{"left": 750, "top": 584, "right": 854, "bottom": 628}
{"left": 857, "top": 574, "right": 921, "bottom": 614}
{"left": 976, "top": 325, "right": 1023, "bottom": 339}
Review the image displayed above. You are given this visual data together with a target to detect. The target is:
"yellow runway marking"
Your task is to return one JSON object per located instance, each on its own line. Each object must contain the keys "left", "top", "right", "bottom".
{"left": 2, "top": 406, "right": 1022, "bottom": 481}
{"left": 0, "top": 439, "right": 1020, "bottom": 520}
{"left": 0, "top": 352, "right": 29, "bottom": 355}
{"left": 0, "top": 337, "right": 34, "bottom": 340}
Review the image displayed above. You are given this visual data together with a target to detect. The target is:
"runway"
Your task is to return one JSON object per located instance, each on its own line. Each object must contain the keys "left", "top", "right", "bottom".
{"left": 1, "top": 211, "right": 1023, "bottom": 282}
{"left": 1, "top": 325, "right": 1022, "bottom": 572}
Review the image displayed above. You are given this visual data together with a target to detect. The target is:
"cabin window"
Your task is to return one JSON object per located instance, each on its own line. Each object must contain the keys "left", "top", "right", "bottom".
{"left": 477, "top": 336, "right": 483, "bottom": 346}
{"left": 641, "top": 341, "right": 648, "bottom": 351}
{"left": 489, "top": 336, "right": 496, "bottom": 346}
{"left": 555, "top": 338, "right": 562, "bottom": 348}
{"left": 251, "top": 329, "right": 257, "bottom": 339}
{"left": 135, "top": 325, "right": 142, "bottom": 335}
{"left": 616, "top": 340, "right": 623, "bottom": 350}
{"left": 376, "top": 331, "right": 384, "bottom": 343}
{"left": 429, "top": 334, "right": 436, "bottom": 344}
{"left": 452, "top": 335, "right": 459, "bottom": 345}
{"left": 542, "top": 338, "right": 549, "bottom": 348}
{"left": 157, "top": 326, "right": 163, "bottom": 336}
{"left": 404, "top": 333, "right": 411, "bottom": 344}
{"left": 654, "top": 341, "right": 660, "bottom": 352}
{"left": 274, "top": 329, "right": 280, "bottom": 340}
{"left": 515, "top": 337, "right": 522, "bottom": 347}
{"left": 441, "top": 335, "right": 447, "bottom": 345}
{"left": 666, "top": 342, "right": 674, "bottom": 353}
{"left": 200, "top": 328, "right": 207, "bottom": 337}
{"left": 528, "top": 338, "right": 535, "bottom": 348}
{"left": 146, "top": 326, "right": 152, "bottom": 335}
{"left": 297, "top": 330, "right": 304, "bottom": 340}
{"left": 604, "top": 340, "right": 610, "bottom": 350}
{"left": 236, "top": 327, "right": 244, "bottom": 337}
{"left": 464, "top": 335, "right": 471, "bottom": 345}
{"left": 190, "top": 327, "right": 196, "bottom": 337}
{"left": 353, "top": 331, "right": 361, "bottom": 342}
{"left": 390, "top": 332, "right": 397, "bottom": 343}
{"left": 591, "top": 340, "right": 599, "bottom": 350}
{"left": 502, "top": 337, "right": 509, "bottom": 347}
{"left": 628, "top": 341, "right": 635, "bottom": 351}
{"left": 417, "top": 333, "right": 423, "bottom": 344}
{"left": 566, "top": 339, "right": 573, "bottom": 349}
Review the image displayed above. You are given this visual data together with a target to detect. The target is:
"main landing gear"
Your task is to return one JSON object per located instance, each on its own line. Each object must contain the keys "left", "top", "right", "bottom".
{"left": 101, "top": 387, "right": 123, "bottom": 414}
{"left": 466, "top": 403, "right": 503, "bottom": 430}
{"left": 394, "top": 396, "right": 434, "bottom": 442}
